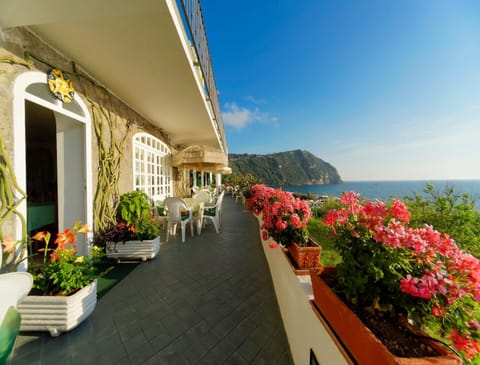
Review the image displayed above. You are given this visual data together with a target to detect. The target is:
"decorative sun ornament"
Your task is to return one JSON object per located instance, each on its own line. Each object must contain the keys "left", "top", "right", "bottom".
{"left": 47, "top": 69, "right": 75, "bottom": 103}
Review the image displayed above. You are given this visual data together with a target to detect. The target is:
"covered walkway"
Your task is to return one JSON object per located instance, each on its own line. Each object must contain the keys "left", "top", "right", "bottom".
{"left": 11, "top": 195, "right": 293, "bottom": 364}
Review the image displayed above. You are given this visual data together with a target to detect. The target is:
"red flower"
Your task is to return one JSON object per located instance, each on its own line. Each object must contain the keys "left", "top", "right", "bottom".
{"left": 450, "top": 328, "right": 480, "bottom": 360}
{"left": 432, "top": 306, "right": 445, "bottom": 317}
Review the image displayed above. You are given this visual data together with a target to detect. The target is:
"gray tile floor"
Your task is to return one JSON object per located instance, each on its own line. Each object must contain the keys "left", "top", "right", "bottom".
{"left": 11, "top": 195, "right": 293, "bottom": 364}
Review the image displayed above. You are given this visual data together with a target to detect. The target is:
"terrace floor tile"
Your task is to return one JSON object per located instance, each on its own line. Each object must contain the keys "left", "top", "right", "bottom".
{"left": 11, "top": 195, "right": 292, "bottom": 364}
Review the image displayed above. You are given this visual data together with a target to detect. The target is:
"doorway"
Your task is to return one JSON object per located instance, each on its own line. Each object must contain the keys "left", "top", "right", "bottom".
{"left": 25, "top": 101, "right": 58, "bottom": 236}
{"left": 25, "top": 100, "right": 87, "bottom": 255}
{"left": 14, "top": 72, "right": 93, "bottom": 259}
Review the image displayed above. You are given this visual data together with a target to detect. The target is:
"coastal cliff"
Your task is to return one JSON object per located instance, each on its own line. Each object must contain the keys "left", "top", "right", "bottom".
{"left": 228, "top": 150, "right": 342, "bottom": 186}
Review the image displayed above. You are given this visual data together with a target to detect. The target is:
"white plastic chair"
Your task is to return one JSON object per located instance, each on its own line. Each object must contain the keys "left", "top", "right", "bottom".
{"left": 232, "top": 186, "right": 242, "bottom": 203}
{"left": 164, "top": 197, "right": 193, "bottom": 242}
{"left": 0, "top": 272, "right": 32, "bottom": 364}
{"left": 203, "top": 191, "right": 225, "bottom": 234}
{"left": 193, "top": 190, "right": 211, "bottom": 204}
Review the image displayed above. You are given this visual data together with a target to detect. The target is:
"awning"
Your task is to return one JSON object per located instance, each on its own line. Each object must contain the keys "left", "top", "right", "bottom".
{"left": 215, "top": 166, "right": 232, "bottom": 175}
{"left": 172, "top": 145, "right": 228, "bottom": 171}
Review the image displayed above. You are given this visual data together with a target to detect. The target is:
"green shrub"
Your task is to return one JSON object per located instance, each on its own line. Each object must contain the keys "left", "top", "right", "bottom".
{"left": 311, "top": 197, "right": 342, "bottom": 219}
{"left": 403, "top": 184, "right": 480, "bottom": 258}
{"left": 117, "top": 190, "right": 152, "bottom": 226}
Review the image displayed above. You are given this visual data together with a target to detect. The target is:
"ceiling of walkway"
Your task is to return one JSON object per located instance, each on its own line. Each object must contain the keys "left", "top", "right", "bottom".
{"left": 0, "top": 0, "right": 224, "bottom": 151}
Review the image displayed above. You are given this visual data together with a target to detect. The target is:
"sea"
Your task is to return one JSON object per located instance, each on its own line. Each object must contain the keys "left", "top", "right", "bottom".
{"left": 283, "top": 180, "right": 480, "bottom": 209}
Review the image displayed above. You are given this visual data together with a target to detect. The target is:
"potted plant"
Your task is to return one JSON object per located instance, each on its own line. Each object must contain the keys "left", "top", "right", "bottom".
{"left": 104, "top": 190, "right": 160, "bottom": 261}
{"left": 17, "top": 222, "right": 103, "bottom": 337}
{"left": 241, "top": 186, "right": 254, "bottom": 210}
{"left": 239, "top": 174, "right": 261, "bottom": 209}
{"left": 310, "top": 191, "right": 478, "bottom": 364}
{"left": 251, "top": 184, "right": 321, "bottom": 270}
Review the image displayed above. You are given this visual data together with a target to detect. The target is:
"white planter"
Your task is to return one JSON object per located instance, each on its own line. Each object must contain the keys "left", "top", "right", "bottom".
{"left": 105, "top": 236, "right": 160, "bottom": 262}
{"left": 17, "top": 279, "right": 97, "bottom": 337}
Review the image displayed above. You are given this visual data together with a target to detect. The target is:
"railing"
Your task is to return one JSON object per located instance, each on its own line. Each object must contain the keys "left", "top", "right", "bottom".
{"left": 178, "top": 0, "right": 227, "bottom": 153}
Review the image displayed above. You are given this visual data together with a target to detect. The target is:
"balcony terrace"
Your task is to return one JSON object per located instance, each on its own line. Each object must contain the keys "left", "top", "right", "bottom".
{"left": 10, "top": 195, "right": 293, "bottom": 365}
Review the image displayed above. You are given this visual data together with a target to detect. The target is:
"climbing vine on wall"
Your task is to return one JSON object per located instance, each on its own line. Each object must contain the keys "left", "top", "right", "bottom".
{"left": 3, "top": 51, "right": 132, "bottom": 237}
{"left": 0, "top": 56, "right": 31, "bottom": 271}
{"left": 90, "top": 100, "right": 131, "bottom": 234}
{"left": 0, "top": 56, "right": 31, "bottom": 71}
{"left": 0, "top": 133, "right": 28, "bottom": 271}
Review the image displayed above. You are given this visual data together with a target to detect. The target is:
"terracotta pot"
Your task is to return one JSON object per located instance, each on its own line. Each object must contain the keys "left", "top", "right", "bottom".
{"left": 287, "top": 237, "right": 322, "bottom": 269}
{"left": 309, "top": 268, "right": 462, "bottom": 365}
{"left": 244, "top": 198, "right": 254, "bottom": 210}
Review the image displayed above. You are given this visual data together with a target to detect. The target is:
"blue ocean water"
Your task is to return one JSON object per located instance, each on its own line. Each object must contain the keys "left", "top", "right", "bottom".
{"left": 283, "top": 180, "right": 480, "bottom": 208}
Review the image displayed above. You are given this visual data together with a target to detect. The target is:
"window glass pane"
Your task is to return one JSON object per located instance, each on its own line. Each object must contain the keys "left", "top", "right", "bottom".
{"left": 133, "top": 133, "right": 172, "bottom": 200}
{"left": 63, "top": 99, "right": 85, "bottom": 116}
{"left": 26, "top": 83, "right": 58, "bottom": 104}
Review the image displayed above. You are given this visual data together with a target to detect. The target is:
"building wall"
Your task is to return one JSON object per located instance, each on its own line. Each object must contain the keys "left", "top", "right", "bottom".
{"left": 0, "top": 26, "right": 186, "bottom": 236}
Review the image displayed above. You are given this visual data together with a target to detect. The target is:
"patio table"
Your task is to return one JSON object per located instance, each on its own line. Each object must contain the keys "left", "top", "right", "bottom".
{"left": 183, "top": 198, "right": 204, "bottom": 234}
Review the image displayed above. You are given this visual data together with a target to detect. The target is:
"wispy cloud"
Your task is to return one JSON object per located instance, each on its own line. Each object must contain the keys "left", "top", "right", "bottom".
{"left": 245, "top": 95, "right": 267, "bottom": 105}
{"left": 222, "top": 102, "right": 277, "bottom": 129}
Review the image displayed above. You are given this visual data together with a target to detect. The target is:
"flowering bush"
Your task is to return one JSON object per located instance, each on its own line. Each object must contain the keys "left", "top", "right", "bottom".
{"left": 251, "top": 184, "right": 276, "bottom": 215}
{"left": 323, "top": 191, "right": 480, "bottom": 361}
{"left": 251, "top": 184, "right": 312, "bottom": 247}
{"left": 29, "top": 222, "right": 104, "bottom": 296}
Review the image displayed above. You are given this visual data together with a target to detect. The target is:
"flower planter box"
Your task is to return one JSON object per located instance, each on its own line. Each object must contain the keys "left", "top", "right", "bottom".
{"left": 310, "top": 268, "right": 461, "bottom": 365}
{"left": 287, "top": 237, "right": 322, "bottom": 269}
{"left": 17, "top": 280, "right": 97, "bottom": 337}
{"left": 106, "top": 236, "right": 160, "bottom": 262}
{"left": 244, "top": 198, "right": 254, "bottom": 210}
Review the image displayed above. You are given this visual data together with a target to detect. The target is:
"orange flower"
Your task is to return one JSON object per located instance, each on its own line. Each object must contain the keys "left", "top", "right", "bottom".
{"left": 32, "top": 231, "right": 49, "bottom": 242}
{"left": 77, "top": 224, "right": 90, "bottom": 234}
{"left": 1, "top": 236, "right": 17, "bottom": 253}
{"left": 49, "top": 251, "right": 59, "bottom": 263}
{"left": 55, "top": 228, "right": 76, "bottom": 250}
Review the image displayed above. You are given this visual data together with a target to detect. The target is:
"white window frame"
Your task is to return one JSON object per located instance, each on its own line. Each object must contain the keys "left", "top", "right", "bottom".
{"left": 132, "top": 132, "right": 173, "bottom": 202}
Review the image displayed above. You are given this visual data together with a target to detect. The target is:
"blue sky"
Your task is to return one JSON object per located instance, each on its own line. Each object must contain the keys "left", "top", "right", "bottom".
{"left": 202, "top": 1, "right": 480, "bottom": 181}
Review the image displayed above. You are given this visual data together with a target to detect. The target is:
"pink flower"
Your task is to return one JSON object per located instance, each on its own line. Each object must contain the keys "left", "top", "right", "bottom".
{"left": 389, "top": 200, "right": 410, "bottom": 223}
{"left": 290, "top": 214, "right": 302, "bottom": 229}
{"left": 340, "top": 191, "right": 361, "bottom": 214}
{"left": 468, "top": 320, "right": 480, "bottom": 331}
{"left": 268, "top": 242, "right": 278, "bottom": 248}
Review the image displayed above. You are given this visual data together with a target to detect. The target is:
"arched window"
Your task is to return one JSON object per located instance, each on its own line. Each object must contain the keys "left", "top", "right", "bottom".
{"left": 133, "top": 133, "right": 172, "bottom": 202}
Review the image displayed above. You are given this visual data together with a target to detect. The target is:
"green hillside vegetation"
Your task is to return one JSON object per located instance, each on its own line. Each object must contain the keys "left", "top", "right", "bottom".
{"left": 228, "top": 150, "right": 342, "bottom": 187}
